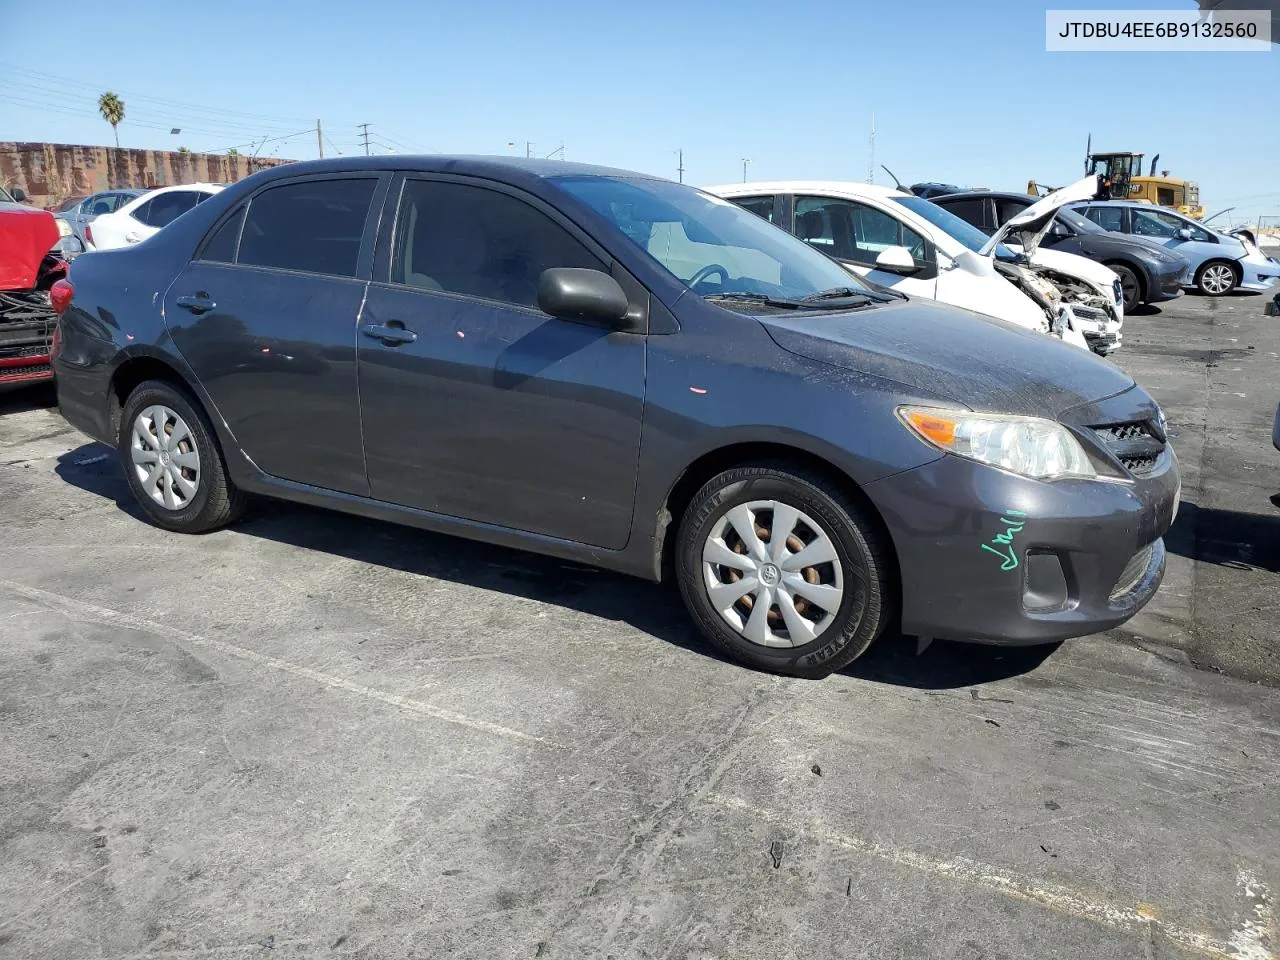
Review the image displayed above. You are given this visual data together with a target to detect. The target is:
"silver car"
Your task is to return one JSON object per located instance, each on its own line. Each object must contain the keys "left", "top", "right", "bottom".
{"left": 1073, "top": 200, "right": 1280, "bottom": 297}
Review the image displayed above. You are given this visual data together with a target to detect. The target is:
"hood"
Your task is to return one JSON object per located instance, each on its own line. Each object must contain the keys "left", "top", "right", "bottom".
{"left": 981, "top": 175, "right": 1102, "bottom": 258}
{"left": 759, "top": 298, "right": 1133, "bottom": 418}
{"left": 0, "top": 203, "right": 60, "bottom": 291}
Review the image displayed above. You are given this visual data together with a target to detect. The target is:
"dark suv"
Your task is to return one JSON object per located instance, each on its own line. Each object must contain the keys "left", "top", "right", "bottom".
{"left": 934, "top": 191, "right": 1188, "bottom": 312}
{"left": 52, "top": 158, "right": 1179, "bottom": 677}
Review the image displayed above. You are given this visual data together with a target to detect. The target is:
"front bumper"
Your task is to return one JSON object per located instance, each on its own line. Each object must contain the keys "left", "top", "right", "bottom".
{"left": 866, "top": 412, "right": 1179, "bottom": 646}
{"left": 0, "top": 291, "right": 56, "bottom": 392}
{"left": 1147, "top": 261, "right": 1186, "bottom": 302}
{"left": 1239, "top": 253, "right": 1280, "bottom": 293}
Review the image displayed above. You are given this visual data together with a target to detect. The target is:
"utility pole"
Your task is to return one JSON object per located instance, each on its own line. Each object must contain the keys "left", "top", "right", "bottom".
{"left": 526, "top": 141, "right": 533, "bottom": 158}
{"left": 867, "top": 113, "right": 875, "bottom": 184}
{"left": 676, "top": 148, "right": 684, "bottom": 183}
{"left": 317, "top": 119, "right": 323, "bottom": 159}
{"left": 742, "top": 158, "right": 750, "bottom": 183}
{"left": 359, "top": 123, "right": 371, "bottom": 156}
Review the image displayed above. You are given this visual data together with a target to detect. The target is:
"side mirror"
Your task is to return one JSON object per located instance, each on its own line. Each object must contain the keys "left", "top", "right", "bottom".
{"left": 874, "top": 245, "right": 919, "bottom": 275}
{"left": 538, "top": 268, "right": 632, "bottom": 327}
{"left": 1175, "top": 227, "right": 1194, "bottom": 241}
{"left": 10, "top": 186, "right": 27, "bottom": 203}
{"left": 1050, "top": 220, "right": 1072, "bottom": 238}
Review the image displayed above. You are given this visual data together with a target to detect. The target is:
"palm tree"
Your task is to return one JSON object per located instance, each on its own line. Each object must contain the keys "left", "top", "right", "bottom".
{"left": 98, "top": 92, "right": 125, "bottom": 148}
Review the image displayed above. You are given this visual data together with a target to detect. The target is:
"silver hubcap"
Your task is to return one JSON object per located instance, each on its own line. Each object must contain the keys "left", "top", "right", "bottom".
{"left": 130, "top": 405, "right": 200, "bottom": 510}
{"left": 1202, "top": 264, "right": 1233, "bottom": 294}
{"left": 702, "top": 500, "right": 845, "bottom": 648}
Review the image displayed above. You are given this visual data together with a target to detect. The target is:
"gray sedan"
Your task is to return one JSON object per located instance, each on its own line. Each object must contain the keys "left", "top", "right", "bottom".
{"left": 51, "top": 158, "right": 1179, "bottom": 677}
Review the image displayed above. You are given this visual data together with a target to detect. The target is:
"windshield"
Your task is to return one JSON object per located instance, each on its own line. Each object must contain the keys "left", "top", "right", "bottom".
{"left": 0, "top": 185, "right": 13, "bottom": 203}
{"left": 554, "top": 176, "right": 871, "bottom": 302}
{"left": 892, "top": 194, "right": 1017, "bottom": 259}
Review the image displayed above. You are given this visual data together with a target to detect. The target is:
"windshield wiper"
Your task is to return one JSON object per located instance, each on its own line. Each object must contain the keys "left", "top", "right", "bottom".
{"left": 801, "top": 287, "right": 873, "bottom": 305}
{"left": 702, "top": 292, "right": 810, "bottom": 309}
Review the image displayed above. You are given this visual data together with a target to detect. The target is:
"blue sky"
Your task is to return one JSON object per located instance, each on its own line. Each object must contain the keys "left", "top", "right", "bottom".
{"left": 1, "top": 0, "right": 1275, "bottom": 216}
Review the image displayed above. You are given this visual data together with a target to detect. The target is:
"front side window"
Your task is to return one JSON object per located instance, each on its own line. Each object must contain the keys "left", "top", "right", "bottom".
{"left": 795, "top": 196, "right": 926, "bottom": 265}
{"left": 1130, "top": 209, "right": 1184, "bottom": 238}
{"left": 392, "top": 180, "right": 604, "bottom": 308}
{"left": 555, "top": 176, "right": 871, "bottom": 302}
{"left": 137, "top": 190, "right": 202, "bottom": 228}
{"left": 239, "top": 178, "right": 376, "bottom": 278}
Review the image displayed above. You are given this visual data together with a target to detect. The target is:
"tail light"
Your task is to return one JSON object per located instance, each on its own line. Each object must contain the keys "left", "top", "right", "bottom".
{"left": 85, "top": 223, "right": 94, "bottom": 246}
{"left": 50, "top": 278, "right": 74, "bottom": 314}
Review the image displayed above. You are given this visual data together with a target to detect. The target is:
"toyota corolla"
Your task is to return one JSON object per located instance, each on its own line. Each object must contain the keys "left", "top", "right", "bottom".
{"left": 51, "top": 157, "right": 1179, "bottom": 677}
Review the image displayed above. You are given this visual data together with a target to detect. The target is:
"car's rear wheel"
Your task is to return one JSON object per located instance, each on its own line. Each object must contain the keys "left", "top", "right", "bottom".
{"left": 675, "top": 464, "right": 894, "bottom": 678}
{"left": 118, "top": 379, "right": 246, "bottom": 532}
{"left": 1195, "top": 260, "right": 1238, "bottom": 296}
{"left": 1108, "top": 263, "right": 1143, "bottom": 311}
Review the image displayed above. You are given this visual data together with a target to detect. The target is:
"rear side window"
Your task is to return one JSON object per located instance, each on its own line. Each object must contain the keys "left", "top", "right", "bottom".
{"left": 732, "top": 195, "right": 777, "bottom": 223}
{"left": 1081, "top": 205, "right": 1124, "bottom": 232}
{"left": 239, "top": 178, "right": 376, "bottom": 278}
{"left": 134, "top": 190, "right": 202, "bottom": 228}
{"left": 392, "top": 180, "right": 604, "bottom": 308}
{"left": 995, "top": 198, "right": 1033, "bottom": 230}
{"left": 941, "top": 197, "right": 987, "bottom": 231}
{"left": 199, "top": 207, "right": 245, "bottom": 263}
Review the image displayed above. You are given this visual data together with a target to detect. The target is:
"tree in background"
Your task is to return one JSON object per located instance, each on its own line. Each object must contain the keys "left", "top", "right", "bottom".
{"left": 178, "top": 146, "right": 191, "bottom": 155}
{"left": 98, "top": 92, "right": 125, "bottom": 149}
{"left": 227, "top": 148, "right": 239, "bottom": 157}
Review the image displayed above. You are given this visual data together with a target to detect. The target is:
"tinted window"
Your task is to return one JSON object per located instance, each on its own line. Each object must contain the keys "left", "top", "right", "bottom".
{"left": 199, "top": 207, "right": 245, "bottom": 263}
{"left": 891, "top": 194, "right": 1016, "bottom": 258}
{"left": 942, "top": 197, "right": 988, "bottom": 231}
{"left": 129, "top": 198, "right": 152, "bottom": 225}
{"left": 795, "top": 197, "right": 926, "bottom": 265}
{"left": 239, "top": 178, "right": 376, "bottom": 278}
{"left": 393, "top": 180, "right": 603, "bottom": 308}
{"left": 994, "top": 197, "right": 1033, "bottom": 229}
{"left": 1081, "top": 205, "right": 1124, "bottom": 232}
{"left": 732, "top": 195, "right": 777, "bottom": 223}
{"left": 136, "top": 190, "right": 201, "bottom": 228}
{"left": 556, "top": 177, "right": 871, "bottom": 301}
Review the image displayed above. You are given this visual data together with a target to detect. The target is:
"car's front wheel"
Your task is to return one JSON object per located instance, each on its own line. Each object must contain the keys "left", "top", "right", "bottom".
{"left": 118, "top": 379, "right": 246, "bottom": 533}
{"left": 1195, "top": 260, "right": 1238, "bottom": 296}
{"left": 675, "top": 464, "right": 894, "bottom": 678}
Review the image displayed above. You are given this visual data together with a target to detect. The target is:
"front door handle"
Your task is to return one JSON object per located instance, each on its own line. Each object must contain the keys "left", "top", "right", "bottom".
{"left": 361, "top": 321, "right": 418, "bottom": 345}
{"left": 175, "top": 294, "right": 216, "bottom": 314}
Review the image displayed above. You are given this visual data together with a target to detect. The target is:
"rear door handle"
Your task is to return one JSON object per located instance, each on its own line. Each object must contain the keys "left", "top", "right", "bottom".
{"left": 361, "top": 321, "right": 418, "bottom": 345}
{"left": 175, "top": 294, "right": 216, "bottom": 314}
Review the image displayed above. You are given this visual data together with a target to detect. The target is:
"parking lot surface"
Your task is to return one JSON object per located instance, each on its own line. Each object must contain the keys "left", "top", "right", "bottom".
{"left": 2, "top": 291, "right": 1278, "bottom": 959}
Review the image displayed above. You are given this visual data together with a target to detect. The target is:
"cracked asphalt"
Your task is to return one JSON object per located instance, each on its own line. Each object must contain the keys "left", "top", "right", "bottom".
{"left": 1, "top": 287, "right": 1277, "bottom": 959}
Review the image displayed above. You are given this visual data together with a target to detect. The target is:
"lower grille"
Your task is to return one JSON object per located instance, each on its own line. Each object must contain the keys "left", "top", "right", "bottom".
{"left": 0, "top": 363, "right": 52, "bottom": 379}
{"left": 1110, "top": 544, "right": 1154, "bottom": 601}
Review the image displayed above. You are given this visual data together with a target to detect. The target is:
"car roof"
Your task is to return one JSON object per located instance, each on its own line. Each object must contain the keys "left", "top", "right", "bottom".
{"left": 935, "top": 190, "right": 1031, "bottom": 202}
{"left": 710, "top": 180, "right": 914, "bottom": 200}
{"left": 241, "top": 156, "right": 660, "bottom": 190}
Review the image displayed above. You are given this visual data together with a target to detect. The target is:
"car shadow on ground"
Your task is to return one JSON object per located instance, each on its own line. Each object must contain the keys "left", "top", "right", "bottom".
{"left": 1128, "top": 303, "right": 1163, "bottom": 317}
{"left": 54, "top": 441, "right": 1061, "bottom": 690}
{"left": 0, "top": 383, "right": 57, "bottom": 415}
{"left": 1165, "top": 499, "right": 1280, "bottom": 574}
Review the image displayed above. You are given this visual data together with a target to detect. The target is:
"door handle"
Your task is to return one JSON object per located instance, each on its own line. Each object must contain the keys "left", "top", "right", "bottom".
{"left": 361, "top": 321, "right": 418, "bottom": 345}
{"left": 175, "top": 294, "right": 216, "bottom": 315}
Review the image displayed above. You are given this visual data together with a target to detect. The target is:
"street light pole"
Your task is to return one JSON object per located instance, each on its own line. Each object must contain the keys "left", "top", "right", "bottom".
{"left": 742, "top": 158, "right": 750, "bottom": 183}
{"left": 675, "top": 148, "right": 684, "bottom": 183}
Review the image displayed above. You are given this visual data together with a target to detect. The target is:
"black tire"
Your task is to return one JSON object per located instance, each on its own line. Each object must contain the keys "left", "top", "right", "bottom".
{"left": 117, "top": 379, "right": 246, "bottom": 533}
{"left": 1108, "top": 263, "right": 1143, "bottom": 312}
{"left": 1194, "top": 260, "right": 1238, "bottom": 297}
{"left": 675, "top": 463, "right": 895, "bottom": 679}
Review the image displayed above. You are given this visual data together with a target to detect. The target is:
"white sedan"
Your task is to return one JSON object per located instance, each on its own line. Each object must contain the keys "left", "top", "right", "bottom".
{"left": 86, "top": 183, "right": 224, "bottom": 251}
{"left": 712, "top": 176, "right": 1124, "bottom": 355}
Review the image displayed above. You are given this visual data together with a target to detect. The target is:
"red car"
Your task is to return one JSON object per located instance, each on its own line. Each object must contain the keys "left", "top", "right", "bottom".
{"left": 1, "top": 185, "right": 68, "bottom": 392}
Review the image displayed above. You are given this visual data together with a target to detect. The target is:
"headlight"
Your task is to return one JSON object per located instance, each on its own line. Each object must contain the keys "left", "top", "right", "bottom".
{"left": 55, "top": 217, "right": 72, "bottom": 237}
{"left": 1112, "top": 278, "right": 1123, "bottom": 304}
{"left": 898, "top": 406, "right": 1097, "bottom": 480}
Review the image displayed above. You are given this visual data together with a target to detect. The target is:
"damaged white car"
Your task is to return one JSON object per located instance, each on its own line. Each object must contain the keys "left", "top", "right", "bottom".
{"left": 713, "top": 175, "right": 1123, "bottom": 355}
